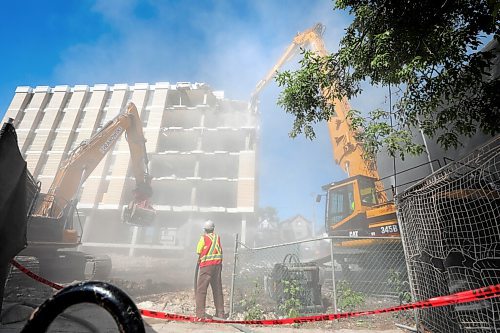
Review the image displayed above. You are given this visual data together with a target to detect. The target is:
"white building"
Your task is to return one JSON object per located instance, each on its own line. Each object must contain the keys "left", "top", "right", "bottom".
{"left": 2, "top": 82, "right": 258, "bottom": 255}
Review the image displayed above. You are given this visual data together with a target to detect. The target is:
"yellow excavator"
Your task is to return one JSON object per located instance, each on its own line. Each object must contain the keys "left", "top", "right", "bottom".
{"left": 18, "top": 102, "right": 156, "bottom": 281}
{"left": 251, "top": 23, "right": 399, "bottom": 243}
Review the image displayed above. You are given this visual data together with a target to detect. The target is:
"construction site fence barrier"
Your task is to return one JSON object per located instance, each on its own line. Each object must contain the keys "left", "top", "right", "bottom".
{"left": 9, "top": 258, "right": 500, "bottom": 326}
{"left": 396, "top": 134, "right": 500, "bottom": 332}
{"left": 229, "top": 235, "right": 414, "bottom": 325}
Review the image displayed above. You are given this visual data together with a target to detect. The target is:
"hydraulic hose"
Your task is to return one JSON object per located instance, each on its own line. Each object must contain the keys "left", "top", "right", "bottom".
{"left": 20, "top": 281, "right": 145, "bottom": 333}
{"left": 194, "top": 261, "right": 199, "bottom": 297}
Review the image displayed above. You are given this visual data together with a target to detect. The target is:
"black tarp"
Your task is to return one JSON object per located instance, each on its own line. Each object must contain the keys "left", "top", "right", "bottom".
{"left": 0, "top": 121, "right": 28, "bottom": 315}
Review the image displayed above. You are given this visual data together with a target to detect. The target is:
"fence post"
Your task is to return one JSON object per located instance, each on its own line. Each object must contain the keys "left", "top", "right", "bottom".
{"left": 330, "top": 237, "right": 337, "bottom": 312}
{"left": 396, "top": 210, "right": 421, "bottom": 332}
{"left": 229, "top": 233, "right": 239, "bottom": 318}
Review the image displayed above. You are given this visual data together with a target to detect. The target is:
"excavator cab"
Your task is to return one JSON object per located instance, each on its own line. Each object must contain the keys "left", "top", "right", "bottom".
{"left": 322, "top": 175, "right": 384, "bottom": 236}
{"left": 322, "top": 175, "right": 397, "bottom": 237}
{"left": 327, "top": 182, "right": 355, "bottom": 225}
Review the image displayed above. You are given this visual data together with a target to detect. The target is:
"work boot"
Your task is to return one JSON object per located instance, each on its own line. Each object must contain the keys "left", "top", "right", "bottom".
{"left": 197, "top": 313, "right": 213, "bottom": 319}
{"left": 215, "top": 313, "right": 228, "bottom": 320}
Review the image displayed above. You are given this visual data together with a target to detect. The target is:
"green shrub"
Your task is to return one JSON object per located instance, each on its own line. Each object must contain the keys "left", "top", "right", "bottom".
{"left": 336, "top": 280, "right": 365, "bottom": 312}
{"left": 278, "top": 278, "right": 303, "bottom": 318}
{"left": 387, "top": 269, "right": 412, "bottom": 305}
{"left": 239, "top": 280, "right": 265, "bottom": 320}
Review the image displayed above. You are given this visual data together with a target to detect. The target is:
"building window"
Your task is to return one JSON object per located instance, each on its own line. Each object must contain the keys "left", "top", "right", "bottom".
{"left": 145, "top": 90, "right": 154, "bottom": 108}
{"left": 106, "top": 155, "right": 117, "bottom": 176}
{"left": 24, "top": 136, "right": 35, "bottom": 153}
{"left": 142, "top": 109, "right": 150, "bottom": 127}
{"left": 95, "top": 110, "right": 108, "bottom": 132}
{"left": 46, "top": 134, "right": 57, "bottom": 151}
{"left": 69, "top": 137, "right": 81, "bottom": 152}
{"left": 62, "top": 92, "right": 73, "bottom": 110}
{"left": 22, "top": 93, "right": 34, "bottom": 110}
{"left": 125, "top": 91, "right": 133, "bottom": 106}
{"left": 82, "top": 93, "right": 91, "bottom": 109}
{"left": 76, "top": 111, "right": 86, "bottom": 129}
{"left": 37, "top": 160, "right": 47, "bottom": 176}
{"left": 54, "top": 113, "right": 64, "bottom": 130}
{"left": 101, "top": 179, "right": 110, "bottom": 193}
{"left": 104, "top": 92, "right": 112, "bottom": 108}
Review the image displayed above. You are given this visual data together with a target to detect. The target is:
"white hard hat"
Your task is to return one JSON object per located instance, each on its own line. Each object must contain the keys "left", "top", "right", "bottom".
{"left": 203, "top": 220, "right": 215, "bottom": 231}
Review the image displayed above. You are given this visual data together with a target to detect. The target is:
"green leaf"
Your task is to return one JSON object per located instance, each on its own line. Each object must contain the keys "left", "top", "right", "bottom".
{"left": 275, "top": 1, "right": 499, "bottom": 160}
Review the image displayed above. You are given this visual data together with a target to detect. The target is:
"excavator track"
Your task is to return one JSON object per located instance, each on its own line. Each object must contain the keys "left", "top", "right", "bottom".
{"left": 10, "top": 252, "right": 112, "bottom": 285}
{"left": 84, "top": 254, "right": 112, "bottom": 280}
{"left": 7, "top": 256, "right": 41, "bottom": 288}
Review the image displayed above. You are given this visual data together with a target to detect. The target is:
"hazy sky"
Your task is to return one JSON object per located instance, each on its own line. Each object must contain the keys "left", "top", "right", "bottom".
{"left": 0, "top": 1, "right": 388, "bottom": 229}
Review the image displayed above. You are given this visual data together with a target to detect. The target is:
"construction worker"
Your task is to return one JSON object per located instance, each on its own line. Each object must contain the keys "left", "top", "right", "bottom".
{"left": 195, "top": 220, "right": 225, "bottom": 318}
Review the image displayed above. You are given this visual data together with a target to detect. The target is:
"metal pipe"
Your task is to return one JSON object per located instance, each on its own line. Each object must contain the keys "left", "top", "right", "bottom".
{"left": 395, "top": 322, "right": 418, "bottom": 332}
{"left": 244, "top": 235, "right": 401, "bottom": 251}
{"left": 330, "top": 238, "right": 337, "bottom": 312}
{"left": 194, "top": 262, "right": 199, "bottom": 298}
{"left": 416, "top": 115, "right": 435, "bottom": 173}
{"left": 229, "top": 233, "right": 239, "bottom": 318}
{"left": 395, "top": 207, "right": 421, "bottom": 332}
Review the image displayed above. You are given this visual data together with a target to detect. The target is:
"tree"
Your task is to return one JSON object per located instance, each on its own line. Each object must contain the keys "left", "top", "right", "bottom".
{"left": 257, "top": 206, "right": 280, "bottom": 224}
{"left": 276, "top": 0, "right": 499, "bottom": 159}
{"left": 256, "top": 206, "right": 280, "bottom": 246}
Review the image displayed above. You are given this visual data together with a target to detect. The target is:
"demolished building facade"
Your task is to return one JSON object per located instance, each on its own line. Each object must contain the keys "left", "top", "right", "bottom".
{"left": 1, "top": 82, "right": 258, "bottom": 255}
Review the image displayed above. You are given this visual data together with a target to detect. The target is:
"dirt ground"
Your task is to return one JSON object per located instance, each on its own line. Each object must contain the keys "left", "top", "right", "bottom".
{"left": 1, "top": 253, "right": 411, "bottom": 332}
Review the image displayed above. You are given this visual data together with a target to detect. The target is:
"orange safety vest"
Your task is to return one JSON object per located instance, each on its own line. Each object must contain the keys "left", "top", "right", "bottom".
{"left": 199, "top": 233, "right": 223, "bottom": 267}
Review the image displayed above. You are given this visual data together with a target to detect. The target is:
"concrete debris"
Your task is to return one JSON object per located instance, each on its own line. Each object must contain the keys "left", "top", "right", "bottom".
{"left": 1, "top": 254, "right": 407, "bottom": 332}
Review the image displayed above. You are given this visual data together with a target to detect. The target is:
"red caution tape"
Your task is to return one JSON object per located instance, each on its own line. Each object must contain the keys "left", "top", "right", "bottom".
{"left": 141, "top": 283, "right": 500, "bottom": 325}
{"left": 10, "top": 259, "right": 500, "bottom": 325}
{"left": 10, "top": 259, "right": 64, "bottom": 290}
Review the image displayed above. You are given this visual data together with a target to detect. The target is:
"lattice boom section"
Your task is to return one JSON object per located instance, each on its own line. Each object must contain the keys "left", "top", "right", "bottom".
{"left": 397, "top": 135, "right": 500, "bottom": 332}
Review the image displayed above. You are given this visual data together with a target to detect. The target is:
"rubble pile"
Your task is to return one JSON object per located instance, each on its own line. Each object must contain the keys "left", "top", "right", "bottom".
{"left": 3, "top": 253, "right": 410, "bottom": 331}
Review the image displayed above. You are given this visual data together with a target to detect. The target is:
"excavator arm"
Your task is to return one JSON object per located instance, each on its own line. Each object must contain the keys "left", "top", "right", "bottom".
{"left": 253, "top": 23, "right": 398, "bottom": 238}
{"left": 251, "top": 23, "right": 380, "bottom": 181}
{"left": 251, "top": 24, "right": 327, "bottom": 108}
{"left": 34, "top": 102, "right": 155, "bottom": 226}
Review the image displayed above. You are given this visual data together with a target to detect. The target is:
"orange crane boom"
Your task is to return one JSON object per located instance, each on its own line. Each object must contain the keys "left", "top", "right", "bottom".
{"left": 250, "top": 23, "right": 379, "bottom": 180}
{"left": 252, "top": 23, "right": 397, "bottom": 239}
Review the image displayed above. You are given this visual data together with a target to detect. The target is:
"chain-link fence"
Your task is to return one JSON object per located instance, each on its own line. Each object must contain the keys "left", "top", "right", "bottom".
{"left": 229, "top": 235, "right": 414, "bottom": 325}
{"left": 397, "top": 136, "right": 500, "bottom": 333}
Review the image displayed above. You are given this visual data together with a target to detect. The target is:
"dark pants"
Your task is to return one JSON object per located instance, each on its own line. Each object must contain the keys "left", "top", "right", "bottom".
{"left": 195, "top": 263, "right": 224, "bottom": 318}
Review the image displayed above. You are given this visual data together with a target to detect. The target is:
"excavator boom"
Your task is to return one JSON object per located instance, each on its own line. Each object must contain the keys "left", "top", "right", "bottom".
{"left": 251, "top": 23, "right": 327, "bottom": 108}
{"left": 34, "top": 102, "right": 155, "bottom": 226}
{"left": 253, "top": 23, "right": 397, "bottom": 238}
{"left": 251, "top": 23, "right": 378, "bottom": 180}
{"left": 4, "top": 102, "right": 156, "bottom": 282}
